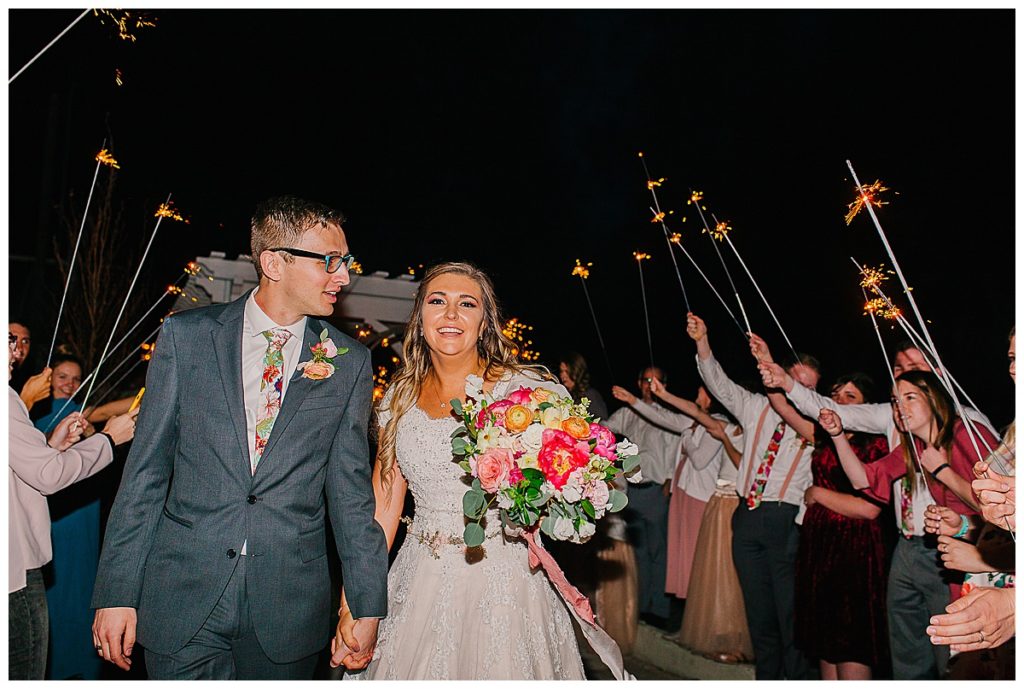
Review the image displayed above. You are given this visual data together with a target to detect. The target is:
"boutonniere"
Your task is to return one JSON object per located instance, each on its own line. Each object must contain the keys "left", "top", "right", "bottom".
{"left": 297, "top": 329, "right": 349, "bottom": 380}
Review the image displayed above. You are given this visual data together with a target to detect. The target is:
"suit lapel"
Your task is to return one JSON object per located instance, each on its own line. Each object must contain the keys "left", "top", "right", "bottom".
{"left": 211, "top": 296, "right": 250, "bottom": 473}
{"left": 255, "top": 318, "right": 321, "bottom": 470}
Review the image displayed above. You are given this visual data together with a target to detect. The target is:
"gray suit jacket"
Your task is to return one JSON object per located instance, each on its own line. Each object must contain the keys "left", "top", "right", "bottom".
{"left": 91, "top": 292, "right": 388, "bottom": 662}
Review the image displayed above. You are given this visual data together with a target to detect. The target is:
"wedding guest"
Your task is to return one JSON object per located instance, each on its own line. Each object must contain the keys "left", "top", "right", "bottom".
{"left": 33, "top": 353, "right": 135, "bottom": 679}
{"left": 688, "top": 313, "right": 818, "bottom": 680}
{"left": 559, "top": 351, "right": 608, "bottom": 419}
{"left": 10, "top": 321, "right": 51, "bottom": 412}
{"left": 826, "top": 369, "right": 998, "bottom": 679}
{"left": 9, "top": 333, "right": 138, "bottom": 680}
{"left": 593, "top": 473, "right": 639, "bottom": 655}
{"left": 604, "top": 365, "right": 680, "bottom": 631}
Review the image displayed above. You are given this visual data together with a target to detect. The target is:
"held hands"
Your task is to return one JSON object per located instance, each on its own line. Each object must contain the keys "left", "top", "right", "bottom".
{"left": 330, "top": 606, "right": 380, "bottom": 671}
{"left": 972, "top": 461, "right": 1016, "bottom": 531}
{"left": 923, "top": 504, "right": 962, "bottom": 536}
{"left": 610, "top": 386, "right": 637, "bottom": 406}
{"left": 92, "top": 607, "right": 138, "bottom": 671}
{"left": 758, "top": 361, "right": 792, "bottom": 392}
{"left": 48, "top": 412, "right": 86, "bottom": 451}
{"left": 20, "top": 367, "right": 52, "bottom": 409}
{"left": 936, "top": 535, "right": 990, "bottom": 574}
{"left": 818, "top": 408, "right": 844, "bottom": 437}
{"left": 927, "top": 587, "right": 1015, "bottom": 652}
{"left": 748, "top": 332, "right": 773, "bottom": 364}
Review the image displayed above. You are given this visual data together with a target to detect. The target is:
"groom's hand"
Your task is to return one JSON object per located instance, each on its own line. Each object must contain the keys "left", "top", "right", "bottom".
{"left": 330, "top": 610, "right": 379, "bottom": 670}
{"left": 92, "top": 607, "right": 137, "bottom": 671}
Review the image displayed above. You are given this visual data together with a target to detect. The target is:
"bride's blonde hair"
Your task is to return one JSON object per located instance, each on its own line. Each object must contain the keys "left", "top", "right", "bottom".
{"left": 376, "top": 261, "right": 553, "bottom": 497}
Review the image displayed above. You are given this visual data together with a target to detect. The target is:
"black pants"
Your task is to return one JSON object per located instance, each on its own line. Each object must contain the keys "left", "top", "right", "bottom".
{"left": 144, "top": 557, "right": 319, "bottom": 680}
{"left": 732, "top": 501, "right": 809, "bottom": 680}
{"left": 9, "top": 568, "right": 48, "bottom": 680}
{"left": 624, "top": 482, "right": 671, "bottom": 618}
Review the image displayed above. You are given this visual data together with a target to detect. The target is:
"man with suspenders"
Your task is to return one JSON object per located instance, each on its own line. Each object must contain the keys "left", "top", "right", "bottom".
{"left": 688, "top": 313, "right": 819, "bottom": 680}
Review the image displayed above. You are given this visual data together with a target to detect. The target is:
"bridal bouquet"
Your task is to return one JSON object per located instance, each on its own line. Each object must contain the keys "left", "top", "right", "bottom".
{"left": 451, "top": 374, "right": 642, "bottom": 547}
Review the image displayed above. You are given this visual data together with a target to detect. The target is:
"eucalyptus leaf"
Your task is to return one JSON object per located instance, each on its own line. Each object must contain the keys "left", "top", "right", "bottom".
{"left": 463, "top": 490, "right": 485, "bottom": 518}
{"left": 608, "top": 489, "right": 628, "bottom": 513}
{"left": 452, "top": 437, "right": 469, "bottom": 455}
{"left": 472, "top": 478, "right": 481, "bottom": 492}
{"left": 458, "top": 460, "right": 472, "bottom": 473}
{"left": 451, "top": 399, "right": 464, "bottom": 415}
{"left": 463, "top": 522, "right": 486, "bottom": 547}
{"left": 540, "top": 515, "right": 555, "bottom": 537}
{"left": 621, "top": 455, "right": 641, "bottom": 473}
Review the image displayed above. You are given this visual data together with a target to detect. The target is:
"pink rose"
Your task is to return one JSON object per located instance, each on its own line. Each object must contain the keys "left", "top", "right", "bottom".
{"left": 322, "top": 339, "right": 338, "bottom": 358}
{"left": 507, "top": 385, "right": 534, "bottom": 405}
{"left": 300, "top": 360, "right": 335, "bottom": 380}
{"left": 590, "top": 423, "right": 617, "bottom": 460}
{"left": 476, "top": 399, "right": 515, "bottom": 429}
{"left": 476, "top": 447, "right": 514, "bottom": 493}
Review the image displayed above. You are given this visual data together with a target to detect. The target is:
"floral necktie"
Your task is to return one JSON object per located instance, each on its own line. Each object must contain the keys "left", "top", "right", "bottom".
{"left": 746, "top": 421, "right": 787, "bottom": 509}
{"left": 253, "top": 328, "right": 292, "bottom": 471}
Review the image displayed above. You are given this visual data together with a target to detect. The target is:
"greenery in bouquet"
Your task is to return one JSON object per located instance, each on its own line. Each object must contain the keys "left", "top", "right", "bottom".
{"left": 450, "top": 374, "right": 642, "bottom": 547}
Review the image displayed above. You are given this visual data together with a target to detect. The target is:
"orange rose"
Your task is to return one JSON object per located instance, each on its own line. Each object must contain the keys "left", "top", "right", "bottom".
{"left": 504, "top": 405, "right": 534, "bottom": 433}
{"left": 561, "top": 416, "right": 591, "bottom": 440}
{"left": 531, "top": 388, "right": 553, "bottom": 404}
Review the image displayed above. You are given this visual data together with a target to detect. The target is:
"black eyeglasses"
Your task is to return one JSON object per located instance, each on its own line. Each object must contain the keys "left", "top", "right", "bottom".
{"left": 267, "top": 247, "right": 355, "bottom": 274}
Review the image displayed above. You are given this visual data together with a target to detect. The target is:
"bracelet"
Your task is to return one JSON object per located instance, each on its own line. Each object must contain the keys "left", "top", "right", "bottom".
{"left": 954, "top": 514, "right": 970, "bottom": 539}
{"left": 928, "top": 463, "right": 951, "bottom": 481}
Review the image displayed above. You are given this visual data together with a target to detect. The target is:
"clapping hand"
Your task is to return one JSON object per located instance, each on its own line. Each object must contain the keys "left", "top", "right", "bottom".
{"left": 818, "top": 408, "right": 843, "bottom": 437}
{"left": 971, "top": 461, "right": 1016, "bottom": 531}
{"left": 611, "top": 386, "right": 637, "bottom": 406}
{"left": 923, "top": 504, "right": 961, "bottom": 536}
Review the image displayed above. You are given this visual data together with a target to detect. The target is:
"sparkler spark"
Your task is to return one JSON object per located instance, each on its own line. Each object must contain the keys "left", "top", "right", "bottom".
{"left": 863, "top": 298, "right": 887, "bottom": 315}
{"left": 858, "top": 264, "right": 890, "bottom": 290}
{"left": 669, "top": 232, "right": 682, "bottom": 244}
{"left": 94, "top": 10, "right": 157, "bottom": 42}
{"left": 633, "top": 251, "right": 652, "bottom": 261}
{"left": 95, "top": 148, "right": 120, "bottom": 169}
{"left": 688, "top": 190, "right": 704, "bottom": 205}
{"left": 571, "top": 259, "right": 592, "bottom": 279}
{"left": 845, "top": 179, "right": 895, "bottom": 225}
{"left": 703, "top": 220, "right": 732, "bottom": 241}
{"left": 155, "top": 202, "right": 188, "bottom": 223}
{"left": 647, "top": 177, "right": 665, "bottom": 190}
{"left": 115, "top": 68, "right": 124, "bottom": 86}
{"left": 881, "top": 305, "right": 903, "bottom": 321}
{"left": 650, "top": 210, "right": 666, "bottom": 223}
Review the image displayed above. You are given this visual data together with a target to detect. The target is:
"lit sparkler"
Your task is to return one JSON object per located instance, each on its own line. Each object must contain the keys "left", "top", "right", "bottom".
{"left": 647, "top": 177, "right": 665, "bottom": 190}
{"left": 155, "top": 201, "right": 189, "bottom": 223}
{"left": 845, "top": 179, "right": 894, "bottom": 226}
{"left": 703, "top": 219, "right": 732, "bottom": 241}
{"left": 571, "top": 259, "right": 613, "bottom": 379}
{"left": 94, "top": 9, "right": 158, "bottom": 42}
{"left": 96, "top": 148, "right": 120, "bottom": 168}
{"left": 687, "top": 195, "right": 752, "bottom": 337}
{"left": 637, "top": 152, "right": 691, "bottom": 311}
{"left": 571, "top": 259, "right": 592, "bottom": 279}
{"left": 634, "top": 250, "right": 655, "bottom": 372}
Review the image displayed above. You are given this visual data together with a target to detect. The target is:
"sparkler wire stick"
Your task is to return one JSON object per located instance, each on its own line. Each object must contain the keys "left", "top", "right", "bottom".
{"left": 638, "top": 155, "right": 691, "bottom": 311}
{"left": 572, "top": 264, "right": 614, "bottom": 382}
{"left": 718, "top": 225, "right": 800, "bottom": 364}
{"left": 46, "top": 141, "right": 107, "bottom": 368}
{"left": 860, "top": 285, "right": 931, "bottom": 493}
{"left": 79, "top": 194, "right": 171, "bottom": 413}
{"left": 635, "top": 253, "right": 655, "bottom": 373}
{"left": 666, "top": 235, "right": 746, "bottom": 338}
{"left": 44, "top": 322, "right": 163, "bottom": 433}
{"left": 690, "top": 198, "right": 751, "bottom": 335}
{"left": 9, "top": 9, "right": 91, "bottom": 84}
{"left": 87, "top": 357, "right": 147, "bottom": 411}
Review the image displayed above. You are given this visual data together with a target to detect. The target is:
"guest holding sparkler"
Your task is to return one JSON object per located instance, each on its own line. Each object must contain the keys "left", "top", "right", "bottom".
{"left": 9, "top": 333, "right": 138, "bottom": 680}
{"left": 31, "top": 352, "right": 135, "bottom": 679}
{"left": 10, "top": 321, "right": 52, "bottom": 412}
{"left": 604, "top": 366, "right": 680, "bottom": 632}
{"left": 688, "top": 313, "right": 818, "bottom": 680}
{"left": 819, "top": 369, "right": 997, "bottom": 679}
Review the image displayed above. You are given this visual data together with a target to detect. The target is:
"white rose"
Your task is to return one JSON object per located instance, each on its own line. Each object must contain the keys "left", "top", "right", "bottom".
{"left": 540, "top": 406, "right": 567, "bottom": 429}
{"left": 551, "top": 516, "right": 575, "bottom": 541}
{"left": 465, "top": 373, "right": 485, "bottom": 400}
{"left": 520, "top": 423, "right": 546, "bottom": 451}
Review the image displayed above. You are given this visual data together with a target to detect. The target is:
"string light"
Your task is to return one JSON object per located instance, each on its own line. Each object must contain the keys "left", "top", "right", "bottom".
{"left": 503, "top": 317, "right": 540, "bottom": 362}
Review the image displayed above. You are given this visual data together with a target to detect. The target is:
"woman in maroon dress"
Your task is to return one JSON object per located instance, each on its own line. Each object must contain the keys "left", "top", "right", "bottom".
{"left": 795, "top": 374, "right": 890, "bottom": 679}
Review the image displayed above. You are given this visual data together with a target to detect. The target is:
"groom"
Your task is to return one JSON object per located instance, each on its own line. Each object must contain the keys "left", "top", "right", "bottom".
{"left": 91, "top": 196, "right": 388, "bottom": 679}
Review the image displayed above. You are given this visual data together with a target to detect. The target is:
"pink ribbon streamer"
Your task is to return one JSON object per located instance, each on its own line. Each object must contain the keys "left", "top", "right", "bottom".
{"left": 524, "top": 529, "right": 633, "bottom": 680}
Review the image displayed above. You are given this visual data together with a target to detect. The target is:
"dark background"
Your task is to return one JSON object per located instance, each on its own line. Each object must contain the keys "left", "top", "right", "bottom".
{"left": 9, "top": 9, "right": 1016, "bottom": 427}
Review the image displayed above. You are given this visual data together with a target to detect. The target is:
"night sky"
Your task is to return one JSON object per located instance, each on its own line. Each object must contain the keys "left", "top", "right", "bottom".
{"left": 9, "top": 9, "right": 1016, "bottom": 427}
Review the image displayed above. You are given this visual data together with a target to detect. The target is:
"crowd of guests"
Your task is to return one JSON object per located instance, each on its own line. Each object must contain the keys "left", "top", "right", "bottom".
{"left": 560, "top": 314, "right": 1015, "bottom": 680}
{"left": 9, "top": 304, "right": 1014, "bottom": 681}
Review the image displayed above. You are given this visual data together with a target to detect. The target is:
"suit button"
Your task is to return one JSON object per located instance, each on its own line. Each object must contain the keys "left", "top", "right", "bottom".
{"left": 226, "top": 549, "right": 237, "bottom": 559}
{"left": 247, "top": 495, "right": 257, "bottom": 504}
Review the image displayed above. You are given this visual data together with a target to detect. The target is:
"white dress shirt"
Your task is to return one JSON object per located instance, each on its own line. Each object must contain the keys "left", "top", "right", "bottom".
{"left": 697, "top": 354, "right": 813, "bottom": 510}
{"left": 604, "top": 403, "right": 681, "bottom": 486}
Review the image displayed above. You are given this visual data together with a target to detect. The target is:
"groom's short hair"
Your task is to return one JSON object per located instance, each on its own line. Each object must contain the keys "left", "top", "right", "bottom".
{"left": 250, "top": 196, "right": 347, "bottom": 279}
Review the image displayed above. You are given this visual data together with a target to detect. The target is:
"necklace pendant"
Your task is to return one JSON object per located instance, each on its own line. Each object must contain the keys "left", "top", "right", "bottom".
{"left": 440, "top": 401, "right": 447, "bottom": 409}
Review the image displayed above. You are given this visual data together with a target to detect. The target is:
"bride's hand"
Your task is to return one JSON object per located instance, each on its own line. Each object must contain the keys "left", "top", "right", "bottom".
{"left": 330, "top": 606, "right": 380, "bottom": 670}
{"left": 329, "top": 608, "right": 356, "bottom": 668}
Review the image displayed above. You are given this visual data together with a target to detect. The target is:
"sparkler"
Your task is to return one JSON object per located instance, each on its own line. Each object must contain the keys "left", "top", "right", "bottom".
{"left": 845, "top": 179, "right": 894, "bottom": 226}
{"left": 687, "top": 193, "right": 752, "bottom": 337}
{"left": 46, "top": 143, "right": 117, "bottom": 368}
{"left": 638, "top": 153, "right": 691, "bottom": 312}
{"left": 634, "top": 251, "right": 655, "bottom": 373}
{"left": 79, "top": 194, "right": 177, "bottom": 414}
{"left": 93, "top": 9, "right": 158, "bottom": 42}
{"left": 9, "top": 10, "right": 91, "bottom": 84}
{"left": 572, "top": 259, "right": 613, "bottom": 380}
{"left": 665, "top": 230, "right": 747, "bottom": 338}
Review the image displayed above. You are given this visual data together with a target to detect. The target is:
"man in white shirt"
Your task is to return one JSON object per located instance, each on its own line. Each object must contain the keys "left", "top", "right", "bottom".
{"left": 604, "top": 366, "right": 681, "bottom": 630}
{"left": 689, "top": 313, "right": 817, "bottom": 680}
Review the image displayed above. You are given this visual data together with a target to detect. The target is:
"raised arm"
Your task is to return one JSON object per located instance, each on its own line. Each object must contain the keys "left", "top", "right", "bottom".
{"left": 610, "top": 385, "right": 689, "bottom": 434}
{"left": 819, "top": 408, "right": 869, "bottom": 489}
{"left": 689, "top": 313, "right": 761, "bottom": 421}
{"left": 648, "top": 377, "right": 722, "bottom": 433}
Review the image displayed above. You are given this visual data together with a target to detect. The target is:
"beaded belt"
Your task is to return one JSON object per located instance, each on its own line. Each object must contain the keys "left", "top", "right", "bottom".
{"left": 400, "top": 516, "right": 501, "bottom": 559}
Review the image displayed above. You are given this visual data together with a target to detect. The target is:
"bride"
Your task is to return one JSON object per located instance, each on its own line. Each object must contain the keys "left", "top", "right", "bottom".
{"left": 333, "top": 261, "right": 585, "bottom": 680}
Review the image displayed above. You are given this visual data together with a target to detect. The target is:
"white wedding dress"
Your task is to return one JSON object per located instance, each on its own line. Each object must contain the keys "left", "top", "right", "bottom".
{"left": 353, "top": 371, "right": 585, "bottom": 680}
